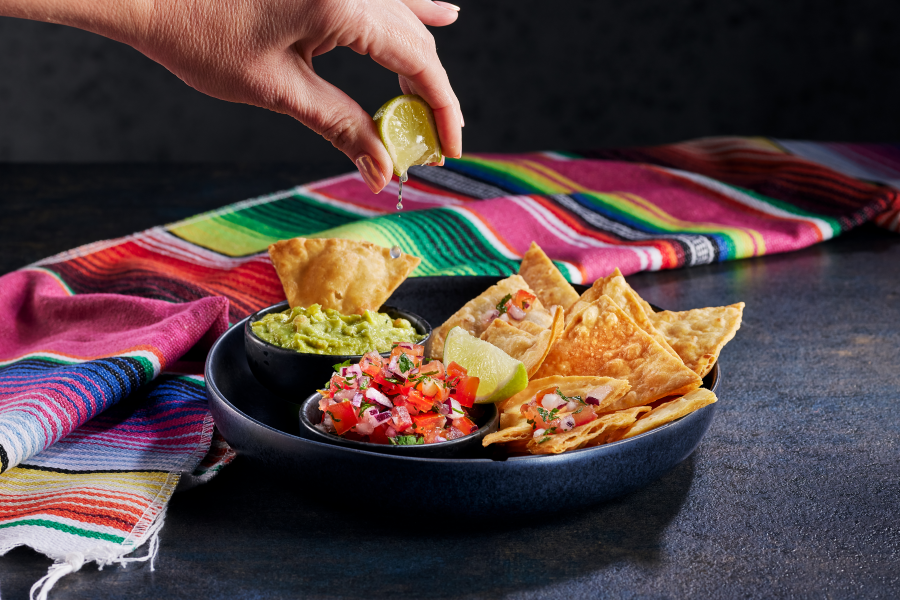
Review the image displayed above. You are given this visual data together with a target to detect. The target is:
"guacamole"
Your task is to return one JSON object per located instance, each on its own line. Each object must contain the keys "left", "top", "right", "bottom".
{"left": 251, "top": 304, "right": 424, "bottom": 355}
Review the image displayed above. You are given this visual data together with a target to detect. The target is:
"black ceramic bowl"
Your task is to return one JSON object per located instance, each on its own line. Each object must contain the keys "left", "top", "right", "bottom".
{"left": 299, "top": 393, "right": 499, "bottom": 458}
{"left": 244, "top": 301, "right": 432, "bottom": 401}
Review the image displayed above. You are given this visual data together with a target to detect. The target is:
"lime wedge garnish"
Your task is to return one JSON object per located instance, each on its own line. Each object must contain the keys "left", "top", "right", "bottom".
{"left": 373, "top": 95, "right": 442, "bottom": 177}
{"left": 442, "top": 327, "right": 528, "bottom": 404}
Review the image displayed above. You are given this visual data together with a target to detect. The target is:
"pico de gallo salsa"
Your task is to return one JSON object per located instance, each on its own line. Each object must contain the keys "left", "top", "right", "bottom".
{"left": 317, "top": 342, "right": 481, "bottom": 445}
{"left": 521, "top": 387, "right": 606, "bottom": 444}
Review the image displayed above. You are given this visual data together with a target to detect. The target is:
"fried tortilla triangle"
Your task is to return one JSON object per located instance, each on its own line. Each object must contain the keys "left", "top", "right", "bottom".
{"left": 268, "top": 237, "right": 420, "bottom": 315}
{"left": 480, "top": 306, "right": 564, "bottom": 377}
{"left": 534, "top": 295, "right": 702, "bottom": 409}
{"left": 649, "top": 303, "right": 745, "bottom": 377}
{"left": 518, "top": 242, "right": 580, "bottom": 311}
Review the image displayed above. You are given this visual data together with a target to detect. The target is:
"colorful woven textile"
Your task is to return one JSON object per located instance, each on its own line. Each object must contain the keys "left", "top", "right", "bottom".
{"left": 0, "top": 136, "right": 898, "bottom": 594}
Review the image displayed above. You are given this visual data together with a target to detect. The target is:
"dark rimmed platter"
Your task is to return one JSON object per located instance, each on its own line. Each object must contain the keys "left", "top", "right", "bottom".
{"left": 206, "top": 276, "right": 719, "bottom": 517}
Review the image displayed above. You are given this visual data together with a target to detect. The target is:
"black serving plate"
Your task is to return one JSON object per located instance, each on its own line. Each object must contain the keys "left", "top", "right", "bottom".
{"left": 206, "top": 276, "right": 719, "bottom": 518}
{"left": 244, "top": 301, "right": 432, "bottom": 400}
{"left": 299, "top": 393, "right": 499, "bottom": 458}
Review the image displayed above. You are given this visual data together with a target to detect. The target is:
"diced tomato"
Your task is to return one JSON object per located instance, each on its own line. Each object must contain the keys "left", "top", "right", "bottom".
{"left": 412, "top": 413, "right": 446, "bottom": 432}
{"left": 446, "top": 426, "right": 465, "bottom": 440}
{"left": 453, "top": 416, "right": 478, "bottom": 436}
{"left": 446, "top": 361, "right": 468, "bottom": 379}
{"left": 521, "top": 402, "right": 560, "bottom": 430}
{"left": 571, "top": 406, "right": 597, "bottom": 427}
{"left": 406, "top": 390, "right": 435, "bottom": 413}
{"left": 415, "top": 360, "right": 445, "bottom": 380}
{"left": 511, "top": 289, "right": 537, "bottom": 312}
{"left": 422, "top": 427, "right": 448, "bottom": 444}
{"left": 368, "top": 424, "right": 390, "bottom": 445}
{"left": 324, "top": 401, "right": 358, "bottom": 435}
{"left": 390, "top": 406, "right": 413, "bottom": 432}
{"left": 359, "top": 352, "right": 383, "bottom": 377}
{"left": 450, "top": 375, "right": 479, "bottom": 408}
{"left": 373, "top": 372, "right": 405, "bottom": 396}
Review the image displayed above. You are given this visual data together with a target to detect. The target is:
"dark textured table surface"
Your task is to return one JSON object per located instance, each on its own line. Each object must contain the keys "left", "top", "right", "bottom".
{"left": 1, "top": 165, "right": 898, "bottom": 599}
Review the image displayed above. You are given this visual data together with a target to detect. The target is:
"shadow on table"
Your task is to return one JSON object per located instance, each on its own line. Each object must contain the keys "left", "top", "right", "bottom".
{"left": 162, "top": 452, "right": 696, "bottom": 598}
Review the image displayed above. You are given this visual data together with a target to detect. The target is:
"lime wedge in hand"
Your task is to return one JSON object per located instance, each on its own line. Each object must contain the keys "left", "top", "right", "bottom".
{"left": 442, "top": 326, "right": 528, "bottom": 404}
{"left": 373, "top": 94, "right": 442, "bottom": 177}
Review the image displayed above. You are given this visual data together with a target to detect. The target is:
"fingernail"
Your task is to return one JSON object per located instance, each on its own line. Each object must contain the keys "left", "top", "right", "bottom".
{"left": 460, "top": 111, "right": 465, "bottom": 127}
{"left": 356, "top": 154, "right": 386, "bottom": 193}
{"left": 434, "top": 1, "right": 461, "bottom": 11}
{"left": 439, "top": 157, "right": 445, "bottom": 166}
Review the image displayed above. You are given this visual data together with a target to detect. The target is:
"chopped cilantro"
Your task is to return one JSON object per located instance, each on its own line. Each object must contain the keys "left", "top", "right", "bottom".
{"left": 397, "top": 353, "right": 414, "bottom": 374}
{"left": 496, "top": 293, "right": 513, "bottom": 314}
{"left": 555, "top": 387, "right": 583, "bottom": 404}
{"left": 326, "top": 410, "right": 341, "bottom": 423}
{"left": 452, "top": 406, "right": 464, "bottom": 415}
{"left": 357, "top": 402, "right": 375, "bottom": 418}
{"left": 389, "top": 435, "right": 424, "bottom": 446}
{"left": 332, "top": 359, "right": 353, "bottom": 372}
{"left": 536, "top": 406, "right": 560, "bottom": 423}
{"left": 537, "top": 426, "right": 557, "bottom": 444}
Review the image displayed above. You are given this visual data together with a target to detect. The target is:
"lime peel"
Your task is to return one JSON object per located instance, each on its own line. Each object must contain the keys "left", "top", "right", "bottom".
{"left": 442, "top": 326, "right": 528, "bottom": 404}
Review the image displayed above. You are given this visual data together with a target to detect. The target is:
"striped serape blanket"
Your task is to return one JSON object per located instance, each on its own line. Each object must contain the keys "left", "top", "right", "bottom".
{"left": 1, "top": 136, "right": 898, "bottom": 596}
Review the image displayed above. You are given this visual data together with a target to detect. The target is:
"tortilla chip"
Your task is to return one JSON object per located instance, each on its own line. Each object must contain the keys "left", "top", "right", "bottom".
{"left": 619, "top": 388, "right": 717, "bottom": 440}
{"left": 268, "top": 238, "right": 420, "bottom": 315}
{"left": 480, "top": 306, "right": 564, "bottom": 377}
{"left": 485, "top": 375, "right": 631, "bottom": 448}
{"left": 534, "top": 295, "right": 702, "bottom": 409}
{"left": 482, "top": 422, "right": 532, "bottom": 447}
{"left": 427, "top": 275, "right": 547, "bottom": 359}
{"left": 586, "top": 406, "right": 652, "bottom": 446}
{"left": 650, "top": 303, "right": 745, "bottom": 377}
{"left": 527, "top": 407, "right": 645, "bottom": 455}
{"left": 518, "top": 242, "right": 580, "bottom": 310}
{"left": 565, "top": 269, "right": 677, "bottom": 359}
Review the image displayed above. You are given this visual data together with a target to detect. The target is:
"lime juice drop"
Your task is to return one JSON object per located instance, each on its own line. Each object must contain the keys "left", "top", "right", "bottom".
{"left": 390, "top": 245, "right": 402, "bottom": 259}
{"left": 396, "top": 171, "right": 408, "bottom": 211}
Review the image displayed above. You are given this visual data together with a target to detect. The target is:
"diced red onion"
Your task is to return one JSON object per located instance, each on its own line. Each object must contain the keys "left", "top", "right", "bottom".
{"left": 560, "top": 415, "right": 576, "bottom": 431}
{"left": 351, "top": 392, "right": 363, "bottom": 407}
{"left": 322, "top": 413, "right": 334, "bottom": 431}
{"left": 565, "top": 401, "right": 578, "bottom": 412}
{"left": 448, "top": 399, "right": 465, "bottom": 420}
{"left": 585, "top": 385, "right": 612, "bottom": 406}
{"left": 395, "top": 342, "right": 416, "bottom": 350}
{"left": 540, "top": 393, "right": 564, "bottom": 409}
{"left": 385, "top": 426, "right": 397, "bottom": 437}
{"left": 373, "top": 411, "right": 392, "bottom": 424}
{"left": 355, "top": 421, "right": 374, "bottom": 435}
{"left": 438, "top": 401, "right": 451, "bottom": 416}
{"left": 333, "top": 389, "right": 356, "bottom": 402}
{"left": 482, "top": 309, "right": 500, "bottom": 326}
{"left": 366, "top": 387, "right": 393, "bottom": 408}
{"left": 499, "top": 313, "right": 510, "bottom": 322}
{"left": 533, "top": 428, "right": 546, "bottom": 438}
{"left": 362, "top": 406, "right": 379, "bottom": 419}
{"left": 339, "top": 364, "right": 362, "bottom": 379}
{"left": 507, "top": 305, "right": 526, "bottom": 320}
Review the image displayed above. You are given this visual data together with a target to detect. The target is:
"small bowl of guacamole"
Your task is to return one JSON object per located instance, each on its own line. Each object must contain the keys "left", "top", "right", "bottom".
{"left": 244, "top": 301, "right": 432, "bottom": 399}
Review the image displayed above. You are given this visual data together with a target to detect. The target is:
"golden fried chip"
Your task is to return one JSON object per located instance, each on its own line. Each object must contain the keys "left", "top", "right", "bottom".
{"left": 619, "top": 388, "right": 717, "bottom": 440}
{"left": 650, "top": 303, "right": 744, "bottom": 377}
{"left": 534, "top": 295, "right": 702, "bottom": 409}
{"left": 480, "top": 306, "right": 564, "bottom": 377}
{"left": 427, "top": 275, "right": 547, "bottom": 359}
{"left": 482, "top": 422, "right": 532, "bottom": 447}
{"left": 518, "top": 242, "right": 580, "bottom": 310}
{"left": 586, "top": 406, "right": 652, "bottom": 446}
{"left": 268, "top": 237, "right": 420, "bottom": 315}
{"left": 483, "top": 375, "right": 631, "bottom": 449}
{"left": 527, "top": 407, "right": 646, "bottom": 455}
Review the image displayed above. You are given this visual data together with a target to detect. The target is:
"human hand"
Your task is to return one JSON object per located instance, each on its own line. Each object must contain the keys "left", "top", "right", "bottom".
{"left": 139, "top": 0, "right": 463, "bottom": 193}
{"left": 0, "top": 0, "right": 463, "bottom": 193}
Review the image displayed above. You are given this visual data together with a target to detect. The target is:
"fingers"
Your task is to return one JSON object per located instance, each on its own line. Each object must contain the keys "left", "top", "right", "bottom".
{"left": 277, "top": 59, "right": 393, "bottom": 193}
{"left": 398, "top": 0, "right": 460, "bottom": 27}
{"left": 360, "top": 2, "right": 463, "bottom": 158}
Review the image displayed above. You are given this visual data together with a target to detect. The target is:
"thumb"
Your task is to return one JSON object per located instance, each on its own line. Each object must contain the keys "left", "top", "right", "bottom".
{"left": 280, "top": 63, "right": 394, "bottom": 194}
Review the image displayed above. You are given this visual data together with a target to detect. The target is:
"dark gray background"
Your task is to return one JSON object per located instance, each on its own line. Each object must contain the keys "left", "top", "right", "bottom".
{"left": 1, "top": 0, "right": 900, "bottom": 164}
